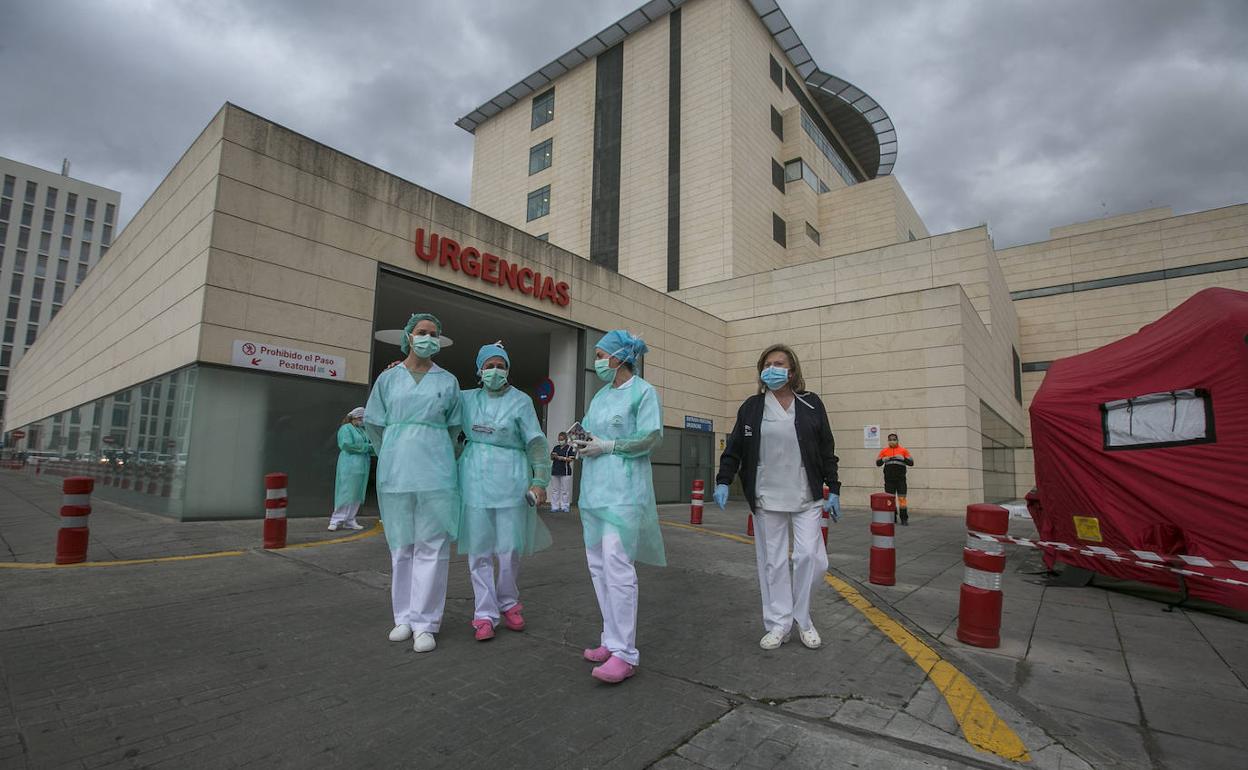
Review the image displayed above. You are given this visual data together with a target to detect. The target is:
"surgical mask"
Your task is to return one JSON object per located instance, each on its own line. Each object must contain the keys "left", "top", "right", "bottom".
{"left": 760, "top": 366, "right": 790, "bottom": 391}
{"left": 481, "top": 368, "right": 508, "bottom": 391}
{"left": 594, "top": 358, "right": 617, "bottom": 382}
{"left": 410, "top": 334, "right": 441, "bottom": 359}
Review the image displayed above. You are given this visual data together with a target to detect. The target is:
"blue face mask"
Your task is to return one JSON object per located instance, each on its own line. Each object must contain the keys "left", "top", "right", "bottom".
{"left": 594, "top": 358, "right": 616, "bottom": 382}
{"left": 760, "top": 365, "right": 790, "bottom": 391}
{"left": 410, "top": 334, "right": 441, "bottom": 359}
{"left": 481, "top": 368, "right": 508, "bottom": 391}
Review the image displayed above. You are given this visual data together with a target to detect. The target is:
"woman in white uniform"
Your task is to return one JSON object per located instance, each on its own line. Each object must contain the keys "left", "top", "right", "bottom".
{"left": 574, "top": 330, "right": 665, "bottom": 684}
{"left": 713, "top": 343, "right": 841, "bottom": 650}
{"left": 456, "top": 342, "right": 552, "bottom": 641}
{"left": 364, "top": 313, "right": 462, "bottom": 653}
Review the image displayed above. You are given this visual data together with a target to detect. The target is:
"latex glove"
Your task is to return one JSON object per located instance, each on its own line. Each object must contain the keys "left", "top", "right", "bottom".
{"left": 527, "top": 486, "right": 547, "bottom": 506}
{"left": 574, "top": 437, "right": 615, "bottom": 458}
{"left": 713, "top": 484, "right": 729, "bottom": 510}
{"left": 823, "top": 492, "right": 841, "bottom": 523}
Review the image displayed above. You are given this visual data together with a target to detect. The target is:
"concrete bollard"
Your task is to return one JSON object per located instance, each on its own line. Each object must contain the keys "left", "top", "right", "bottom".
{"left": 690, "top": 479, "right": 704, "bottom": 525}
{"left": 869, "top": 492, "right": 896, "bottom": 586}
{"left": 56, "top": 476, "right": 94, "bottom": 564}
{"left": 956, "top": 503, "right": 1010, "bottom": 648}
{"left": 263, "top": 472, "right": 288, "bottom": 549}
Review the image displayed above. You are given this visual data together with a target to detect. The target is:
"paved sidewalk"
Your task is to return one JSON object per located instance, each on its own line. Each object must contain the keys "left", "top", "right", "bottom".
{"left": 0, "top": 471, "right": 1094, "bottom": 769}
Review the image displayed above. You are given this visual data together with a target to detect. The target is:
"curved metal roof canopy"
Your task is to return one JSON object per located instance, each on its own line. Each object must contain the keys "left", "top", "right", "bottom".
{"left": 455, "top": 0, "right": 896, "bottom": 178}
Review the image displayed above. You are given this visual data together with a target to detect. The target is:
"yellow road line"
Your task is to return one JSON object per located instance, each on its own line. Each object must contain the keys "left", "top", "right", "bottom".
{"left": 659, "top": 518, "right": 1031, "bottom": 763}
{"left": 0, "top": 520, "right": 384, "bottom": 570}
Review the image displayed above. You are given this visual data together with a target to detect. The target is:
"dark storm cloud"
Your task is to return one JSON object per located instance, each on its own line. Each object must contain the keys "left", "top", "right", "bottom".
{"left": 1, "top": 0, "right": 1244, "bottom": 247}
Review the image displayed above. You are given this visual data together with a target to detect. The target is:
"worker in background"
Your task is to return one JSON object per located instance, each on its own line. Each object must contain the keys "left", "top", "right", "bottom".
{"left": 328, "top": 406, "right": 372, "bottom": 531}
{"left": 548, "top": 432, "right": 577, "bottom": 513}
{"left": 876, "top": 433, "right": 914, "bottom": 525}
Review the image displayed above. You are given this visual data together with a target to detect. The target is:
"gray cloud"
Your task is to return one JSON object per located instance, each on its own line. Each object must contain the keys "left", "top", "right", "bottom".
{"left": 2, "top": 0, "right": 1244, "bottom": 248}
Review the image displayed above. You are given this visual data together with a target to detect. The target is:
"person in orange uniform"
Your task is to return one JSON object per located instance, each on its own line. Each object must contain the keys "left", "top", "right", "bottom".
{"left": 875, "top": 433, "right": 914, "bottom": 525}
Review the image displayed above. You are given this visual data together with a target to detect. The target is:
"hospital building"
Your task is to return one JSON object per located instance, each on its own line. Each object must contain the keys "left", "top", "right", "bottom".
{"left": 3, "top": 0, "right": 1246, "bottom": 520}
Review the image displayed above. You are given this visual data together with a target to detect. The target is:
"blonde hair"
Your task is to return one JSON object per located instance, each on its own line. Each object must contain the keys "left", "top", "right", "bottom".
{"left": 756, "top": 343, "right": 806, "bottom": 394}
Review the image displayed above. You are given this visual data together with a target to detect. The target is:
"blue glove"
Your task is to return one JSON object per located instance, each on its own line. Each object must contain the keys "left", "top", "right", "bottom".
{"left": 823, "top": 492, "right": 841, "bottom": 523}
{"left": 713, "top": 484, "right": 729, "bottom": 509}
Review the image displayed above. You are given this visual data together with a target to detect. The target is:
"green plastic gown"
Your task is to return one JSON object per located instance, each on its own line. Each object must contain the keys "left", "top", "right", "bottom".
{"left": 456, "top": 387, "right": 553, "bottom": 557}
{"left": 334, "top": 423, "right": 372, "bottom": 508}
{"left": 363, "top": 364, "right": 462, "bottom": 549}
{"left": 578, "top": 376, "right": 667, "bottom": 567}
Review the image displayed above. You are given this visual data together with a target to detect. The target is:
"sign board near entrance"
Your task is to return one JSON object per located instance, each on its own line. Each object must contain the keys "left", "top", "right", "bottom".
{"left": 231, "top": 340, "right": 345, "bottom": 381}
{"left": 684, "top": 416, "right": 713, "bottom": 433}
{"left": 9, "top": 430, "right": 25, "bottom": 440}
{"left": 415, "top": 228, "right": 571, "bottom": 307}
{"left": 864, "top": 425, "right": 881, "bottom": 449}
{"left": 535, "top": 378, "right": 555, "bottom": 404}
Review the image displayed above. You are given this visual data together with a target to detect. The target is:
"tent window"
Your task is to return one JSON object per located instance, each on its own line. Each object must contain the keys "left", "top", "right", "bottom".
{"left": 1100, "top": 389, "right": 1215, "bottom": 451}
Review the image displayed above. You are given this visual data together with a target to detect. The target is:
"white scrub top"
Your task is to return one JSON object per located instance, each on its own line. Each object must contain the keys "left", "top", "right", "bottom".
{"left": 754, "top": 390, "right": 814, "bottom": 513}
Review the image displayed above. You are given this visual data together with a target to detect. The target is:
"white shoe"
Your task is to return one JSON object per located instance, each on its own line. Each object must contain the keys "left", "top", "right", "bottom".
{"left": 799, "top": 625, "right": 822, "bottom": 649}
{"left": 345, "top": 522, "right": 364, "bottom": 530}
{"left": 327, "top": 522, "right": 341, "bottom": 531}
{"left": 412, "top": 632, "right": 436, "bottom": 653}
{"left": 388, "top": 624, "right": 412, "bottom": 642}
{"left": 759, "top": 630, "right": 791, "bottom": 650}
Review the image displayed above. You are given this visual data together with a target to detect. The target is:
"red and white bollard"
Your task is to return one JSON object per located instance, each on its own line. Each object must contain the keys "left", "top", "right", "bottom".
{"left": 869, "top": 492, "right": 896, "bottom": 585}
{"left": 747, "top": 513, "right": 754, "bottom": 537}
{"left": 56, "top": 476, "right": 94, "bottom": 565}
{"left": 821, "top": 484, "right": 831, "bottom": 545}
{"left": 690, "top": 479, "right": 704, "bottom": 525}
{"left": 957, "top": 503, "right": 1009, "bottom": 648}
{"left": 263, "top": 472, "right": 288, "bottom": 549}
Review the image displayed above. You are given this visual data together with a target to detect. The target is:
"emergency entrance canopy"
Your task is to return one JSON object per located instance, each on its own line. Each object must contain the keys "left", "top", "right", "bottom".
{"left": 1029, "top": 287, "right": 1248, "bottom": 610}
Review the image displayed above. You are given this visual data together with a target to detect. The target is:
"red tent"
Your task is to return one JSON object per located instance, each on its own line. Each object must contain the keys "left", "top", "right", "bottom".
{"left": 1029, "top": 287, "right": 1248, "bottom": 610}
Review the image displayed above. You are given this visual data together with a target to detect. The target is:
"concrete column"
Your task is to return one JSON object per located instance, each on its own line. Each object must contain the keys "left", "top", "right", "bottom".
{"left": 546, "top": 327, "right": 578, "bottom": 443}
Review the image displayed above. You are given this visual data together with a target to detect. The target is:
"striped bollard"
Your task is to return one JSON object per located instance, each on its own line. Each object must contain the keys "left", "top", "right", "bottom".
{"left": 747, "top": 514, "right": 754, "bottom": 537}
{"left": 56, "top": 476, "right": 94, "bottom": 564}
{"left": 263, "top": 472, "right": 288, "bottom": 549}
{"left": 821, "top": 484, "right": 831, "bottom": 545}
{"left": 869, "top": 492, "right": 896, "bottom": 585}
{"left": 690, "top": 479, "right": 704, "bottom": 525}
{"left": 957, "top": 503, "right": 1009, "bottom": 648}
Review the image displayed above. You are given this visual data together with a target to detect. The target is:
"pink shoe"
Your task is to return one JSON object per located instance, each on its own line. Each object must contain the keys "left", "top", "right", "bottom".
{"left": 472, "top": 619, "right": 495, "bottom": 641}
{"left": 583, "top": 645, "right": 611, "bottom": 663}
{"left": 501, "top": 603, "right": 526, "bottom": 631}
{"left": 591, "top": 655, "right": 636, "bottom": 684}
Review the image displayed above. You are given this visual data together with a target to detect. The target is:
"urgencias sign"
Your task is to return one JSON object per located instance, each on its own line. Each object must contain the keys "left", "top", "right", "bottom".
{"left": 415, "top": 228, "right": 571, "bottom": 307}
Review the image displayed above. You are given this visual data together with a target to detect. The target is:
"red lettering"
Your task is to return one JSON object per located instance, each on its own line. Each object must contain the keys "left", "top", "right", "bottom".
{"left": 539, "top": 275, "right": 557, "bottom": 302}
{"left": 461, "top": 247, "right": 481, "bottom": 277}
{"left": 481, "top": 252, "right": 500, "bottom": 283}
{"left": 519, "top": 267, "right": 535, "bottom": 294}
{"left": 439, "top": 237, "right": 461, "bottom": 270}
{"left": 555, "top": 281, "right": 571, "bottom": 306}
{"left": 414, "top": 228, "right": 438, "bottom": 262}
{"left": 499, "top": 259, "right": 521, "bottom": 289}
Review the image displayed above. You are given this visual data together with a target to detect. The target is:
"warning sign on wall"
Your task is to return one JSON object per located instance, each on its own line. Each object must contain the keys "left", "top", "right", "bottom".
{"left": 231, "top": 340, "right": 345, "bottom": 381}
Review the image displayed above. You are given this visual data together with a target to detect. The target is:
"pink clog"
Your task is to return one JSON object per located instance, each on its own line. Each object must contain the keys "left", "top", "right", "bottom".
{"left": 501, "top": 603, "right": 526, "bottom": 631}
{"left": 583, "top": 645, "right": 610, "bottom": 663}
{"left": 472, "top": 619, "right": 495, "bottom": 641}
{"left": 590, "top": 655, "right": 636, "bottom": 683}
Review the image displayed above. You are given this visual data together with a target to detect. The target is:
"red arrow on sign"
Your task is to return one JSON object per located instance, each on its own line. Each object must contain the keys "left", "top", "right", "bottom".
{"left": 251, "top": 357, "right": 262, "bottom": 366}
{"left": 329, "top": 369, "right": 337, "bottom": 377}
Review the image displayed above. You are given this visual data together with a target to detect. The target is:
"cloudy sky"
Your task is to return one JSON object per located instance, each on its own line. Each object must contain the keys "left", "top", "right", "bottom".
{"left": 2, "top": 0, "right": 1245, "bottom": 248}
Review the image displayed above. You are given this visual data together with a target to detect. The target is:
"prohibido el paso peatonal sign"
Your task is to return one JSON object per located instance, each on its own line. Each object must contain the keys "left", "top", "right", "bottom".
{"left": 231, "top": 340, "right": 346, "bottom": 381}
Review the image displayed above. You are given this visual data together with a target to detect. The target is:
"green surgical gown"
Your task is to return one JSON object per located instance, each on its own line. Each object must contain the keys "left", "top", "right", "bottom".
{"left": 363, "top": 363, "right": 462, "bottom": 549}
{"left": 577, "top": 376, "right": 667, "bottom": 567}
{"left": 456, "top": 386, "right": 553, "bottom": 557}
{"left": 333, "top": 422, "right": 372, "bottom": 508}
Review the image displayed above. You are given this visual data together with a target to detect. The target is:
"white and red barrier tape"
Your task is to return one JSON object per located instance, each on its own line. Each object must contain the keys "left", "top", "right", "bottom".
{"left": 968, "top": 531, "right": 1248, "bottom": 588}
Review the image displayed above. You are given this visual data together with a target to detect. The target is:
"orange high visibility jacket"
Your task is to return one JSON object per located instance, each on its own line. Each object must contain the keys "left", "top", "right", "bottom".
{"left": 875, "top": 446, "right": 914, "bottom": 483}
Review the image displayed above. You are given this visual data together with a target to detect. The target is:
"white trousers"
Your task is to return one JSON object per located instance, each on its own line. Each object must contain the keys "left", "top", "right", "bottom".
{"left": 390, "top": 536, "right": 450, "bottom": 633}
{"left": 549, "top": 475, "right": 573, "bottom": 511}
{"left": 330, "top": 502, "right": 360, "bottom": 526}
{"left": 586, "top": 532, "right": 640, "bottom": 665}
{"left": 469, "top": 551, "right": 520, "bottom": 624}
{"left": 753, "top": 504, "right": 828, "bottom": 636}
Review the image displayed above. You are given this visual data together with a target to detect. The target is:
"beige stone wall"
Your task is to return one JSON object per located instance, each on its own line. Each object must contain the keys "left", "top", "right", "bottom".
{"left": 816, "top": 176, "right": 928, "bottom": 260}
{"left": 4, "top": 110, "right": 225, "bottom": 431}
{"left": 1049, "top": 207, "right": 1173, "bottom": 239}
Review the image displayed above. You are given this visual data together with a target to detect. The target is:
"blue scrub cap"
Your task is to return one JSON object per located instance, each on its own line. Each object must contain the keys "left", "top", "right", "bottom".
{"left": 475, "top": 341, "right": 510, "bottom": 372}
{"left": 594, "top": 330, "right": 648, "bottom": 365}
{"left": 401, "top": 313, "right": 443, "bottom": 355}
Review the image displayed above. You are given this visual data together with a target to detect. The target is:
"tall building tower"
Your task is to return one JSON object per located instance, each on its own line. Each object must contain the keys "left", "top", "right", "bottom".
{"left": 461, "top": 0, "right": 922, "bottom": 293}
{"left": 0, "top": 156, "right": 121, "bottom": 432}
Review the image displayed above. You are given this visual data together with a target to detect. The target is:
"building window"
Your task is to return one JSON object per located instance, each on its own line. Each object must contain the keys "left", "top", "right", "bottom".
{"left": 21, "top": 203, "right": 32, "bottom": 227}
{"left": 531, "top": 89, "right": 555, "bottom": 130}
{"left": 2, "top": 175, "right": 13, "bottom": 198}
{"left": 29, "top": 301, "right": 40, "bottom": 320}
{"left": 7, "top": 299, "right": 19, "bottom": 320}
{"left": 535, "top": 233, "right": 549, "bottom": 242}
{"left": 60, "top": 237, "right": 71, "bottom": 259}
{"left": 51, "top": 303, "right": 61, "bottom": 318}
{"left": 104, "top": 202, "right": 115, "bottom": 224}
{"left": 56, "top": 260, "right": 68, "bottom": 281}
{"left": 908, "top": 230, "right": 917, "bottom": 242}
{"left": 799, "top": 108, "right": 856, "bottom": 187}
{"left": 783, "top": 158, "right": 828, "bottom": 194}
{"left": 805, "top": 222, "right": 821, "bottom": 245}
{"left": 83, "top": 221, "right": 93, "bottom": 242}
{"left": 86, "top": 199, "right": 97, "bottom": 220}
{"left": 17, "top": 227, "right": 29, "bottom": 250}
{"left": 0, "top": 222, "right": 6, "bottom": 245}
{"left": 13, "top": 251, "right": 25, "bottom": 273}
{"left": 42, "top": 209, "right": 54, "bottom": 232}
{"left": 0, "top": 199, "right": 9, "bottom": 221}
{"left": 102, "top": 224, "right": 112, "bottom": 245}
{"left": 769, "top": 55, "right": 783, "bottom": 89}
{"left": 35, "top": 255, "right": 46, "bottom": 277}
{"left": 32, "top": 278, "right": 43, "bottom": 298}
{"left": 0, "top": 346, "right": 10, "bottom": 368}
{"left": 79, "top": 242, "right": 91, "bottom": 261}
{"left": 1012, "top": 347, "right": 1022, "bottom": 404}
{"left": 24, "top": 181, "right": 36, "bottom": 203}
{"left": 45, "top": 187, "right": 58, "bottom": 208}
{"left": 25, "top": 324, "right": 37, "bottom": 345}
{"left": 53, "top": 282, "right": 64, "bottom": 303}
{"left": 771, "top": 159, "right": 784, "bottom": 192}
{"left": 66, "top": 192, "right": 77, "bottom": 214}
{"left": 62, "top": 215, "right": 74, "bottom": 237}
{"left": 2, "top": 322, "right": 13, "bottom": 343}
{"left": 38, "top": 232, "right": 50, "bottom": 253}
{"left": 770, "top": 106, "right": 784, "bottom": 140}
{"left": 772, "top": 213, "right": 786, "bottom": 247}
{"left": 9, "top": 274, "right": 21, "bottom": 296}
{"left": 528, "top": 138, "right": 553, "bottom": 175}
{"left": 526, "top": 185, "right": 551, "bottom": 221}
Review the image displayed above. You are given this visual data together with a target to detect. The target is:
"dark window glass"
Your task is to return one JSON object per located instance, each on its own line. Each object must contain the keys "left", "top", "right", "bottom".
{"left": 2, "top": 175, "right": 13, "bottom": 198}
{"left": 28, "top": 301, "right": 40, "bottom": 320}
{"left": 66, "top": 192, "right": 77, "bottom": 213}
{"left": 24, "top": 181, "right": 36, "bottom": 203}
{"left": 528, "top": 138, "right": 553, "bottom": 175}
{"left": 82, "top": 221, "right": 93, "bottom": 242}
{"left": 1012, "top": 347, "right": 1022, "bottom": 403}
{"left": 0, "top": 222, "right": 6, "bottom": 245}
{"left": 25, "top": 324, "right": 37, "bottom": 345}
{"left": 42, "top": 209, "right": 54, "bottom": 232}
{"left": 9, "top": 274, "right": 21, "bottom": 296}
{"left": 32, "top": 278, "right": 43, "bottom": 298}
{"left": 771, "top": 159, "right": 784, "bottom": 192}
{"left": 56, "top": 260, "right": 68, "bottom": 281}
{"left": 805, "top": 222, "right": 820, "bottom": 245}
{"left": 1021, "top": 361, "right": 1051, "bottom": 373}
{"left": 51, "top": 304, "right": 61, "bottom": 318}
{"left": 770, "top": 106, "right": 784, "bottom": 140}
{"left": 21, "top": 204, "right": 32, "bottom": 227}
{"left": 908, "top": 230, "right": 916, "bottom": 241}
{"left": 536, "top": 233, "right": 549, "bottom": 242}
{"left": 769, "top": 55, "right": 783, "bottom": 89}
{"left": 7, "top": 299, "right": 20, "bottom": 320}
{"left": 80, "top": 242, "right": 90, "bottom": 261}
{"left": 0, "top": 346, "right": 10, "bottom": 368}
{"left": 772, "top": 213, "right": 786, "bottom": 247}
{"left": 526, "top": 185, "right": 551, "bottom": 221}
{"left": 60, "top": 237, "right": 71, "bottom": 259}
{"left": 17, "top": 227, "right": 29, "bottom": 249}
{"left": 86, "top": 198, "right": 97, "bottom": 219}
{"left": 531, "top": 89, "right": 555, "bottom": 129}
{"left": 62, "top": 215, "right": 74, "bottom": 236}
{"left": 53, "top": 282, "right": 64, "bottom": 303}
{"left": 35, "top": 255, "right": 47, "bottom": 277}
{"left": 45, "top": 187, "right": 58, "bottom": 208}
{"left": 104, "top": 202, "right": 115, "bottom": 224}
{"left": 38, "top": 232, "right": 50, "bottom": 253}
{"left": 76, "top": 264, "right": 88, "bottom": 284}
{"left": 0, "top": 199, "right": 9, "bottom": 221}
{"left": 2, "top": 322, "right": 13, "bottom": 343}
{"left": 13, "top": 251, "right": 25, "bottom": 273}
{"left": 102, "top": 224, "right": 112, "bottom": 245}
